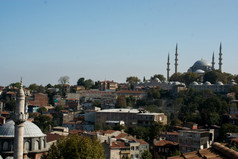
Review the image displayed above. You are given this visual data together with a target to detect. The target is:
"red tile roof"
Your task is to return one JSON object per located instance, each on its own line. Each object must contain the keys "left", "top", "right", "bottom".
{"left": 46, "top": 133, "right": 63, "bottom": 142}
{"left": 109, "top": 141, "right": 129, "bottom": 148}
{"left": 154, "top": 140, "right": 178, "bottom": 146}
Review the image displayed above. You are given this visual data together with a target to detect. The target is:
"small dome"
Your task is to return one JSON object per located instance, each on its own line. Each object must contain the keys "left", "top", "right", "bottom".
{"left": 0, "top": 120, "right": 46, "bottom": 137}
{"left": 229, "top": 80, "right": 237, "bottom": 85}
{"left": 204, "top": 81, "right": 212, "bottom": 85}
{"left": 191, "top": 81, "right": 198, "bottom": 85}
{"left": 193, "top": 59, "right": 212, "bottom": 67}
{"left": 216, "top": 81, "right": 224, "bottom": 85}
{"left": 154, "top": 78, "right": 161, "bottom": 83}
{"left": 195, "top": 69, "right": 205, "bottom": 74}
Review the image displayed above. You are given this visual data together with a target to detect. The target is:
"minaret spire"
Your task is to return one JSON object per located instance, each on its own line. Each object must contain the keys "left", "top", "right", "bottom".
{"left": 167, "top": 53, "right": 170, "bottom": 81}
{"left": 212, "top": 52, "right": 215, "bottom": 70}
{"left": 219, "top": 42, "right": 223, "bottom": 72}
{"left": 175, "top": 43, "right": 178, "bottom": 74}
{"left": 14, "top": 79, "right": 28, "bottom": 159}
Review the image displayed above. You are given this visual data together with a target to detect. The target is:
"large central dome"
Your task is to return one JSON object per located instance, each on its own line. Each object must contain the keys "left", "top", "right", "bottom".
{"left": 188, "top": 59, "right": 212, "bottom": 73}
{"left": 193, "top": 59, "right": 212, "bottom": 67}
{"left": 0, "top": 120, "right": 46, "bottom": 137}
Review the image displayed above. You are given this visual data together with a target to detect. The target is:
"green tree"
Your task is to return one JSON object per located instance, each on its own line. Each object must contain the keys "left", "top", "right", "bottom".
{"left": 28, "top": 83, "right": 39, "bottom": 92}
{"left": 37, "top": 107, "right": 47, "bottom": 114}
{"left": 116, "top": 95, "right": 127, "bottom": 108}
{"left": 84, "top": 79, "right": 94, "bottom": 89}
{"left": 140, "top": 150, "right": 152, "bottom": 159}
{"left": 149, "top": 122, "right": 165, "bottom": 140}
{"left": 33, "top": 115, "right": 52, "bottom": 133}
{"left": 5, "top": 99, "right": 16, "bottom": 111}
{"left": 169, "top": 73, "right": 184, "bottom": 82}
{"left": 219, "top": 124, "right": 238, "bottom": 140}
{"left": 147, "top": 88, "right": 160, "bottom": 99}
{"left": 183, "top": 72, "right": 199, "bottom": 85}
{"left": 126, "top": 76, "right": 141, "bottom": 90}
{"left": 42, "top": 134, "right": 105, "bottom": 159}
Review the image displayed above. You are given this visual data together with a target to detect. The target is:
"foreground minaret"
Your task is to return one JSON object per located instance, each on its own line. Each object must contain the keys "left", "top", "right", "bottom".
{"left": 14, "top": 80, "right": 28, "bottom": 159}
{"left": 167, "top": 53, "right": 170, "bottom": 81}
{"left": 175, "top": 43, "right": 178, "bottom": 74}
{"left": 218, "top": 42, "right": 223, "bottom": 72}
{"left": 212, "top": 52, "right": 215, "bottom": 70}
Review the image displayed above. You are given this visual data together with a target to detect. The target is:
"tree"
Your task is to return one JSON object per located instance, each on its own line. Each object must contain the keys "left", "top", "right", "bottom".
{"left": 5, "top": 99, "right": 16, "bottom": 111}
{"left": 126, "top": 76, "right": 141, "bottom": 90}
{"left": 151, "top": 74, "right": 166, "bottom": 82}
{"left": 58, "top": 76, "right": 70, "bottom": 85}
{"left": 28, "top": 83, "right": 39, "bottom": 92}
{"left": 33, "top": 115, "right": 52, "bottom": 133}
{"left": 77, "top": 77, "right": 85, "bottom": 86}
{"left": 84, "top": 79, "right": 94, "bottom": 89}
{"left": 37, "top": 107, "right": 47, "bottom": 114}
{"left": 169, "top": 73, "right": 184, "bottom": 82}
{"left": 149, "top": 121, "right": 165, "bottom": 140}
{"left": 77, "top": 77, "right": 94, "bottom": 89}
{"left": 203, "top": 70, "right": 219, "bottom": 84}
{"left": 147, "top": 88, "right": 160, "bottom": 99}
{"left": 140, "top": 150, "right": 152, "bottom": 159}
{"left": 116, "top": 96, "right": 127, "bottom": 108}
{"left": 183, "top": 72, "right": 199, "bottom": 85}
{"left": 42, "top": 134, "right": 105, "bottom": 159}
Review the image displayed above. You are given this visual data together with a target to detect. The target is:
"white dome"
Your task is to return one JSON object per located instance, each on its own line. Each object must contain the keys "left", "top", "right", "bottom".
{"left": 0, "top": 120, "right": 46, "bottom": 137}
{"left": 195, "top": 69, "right": 205, "bottom": 74}
{"left": 193, "top": 59, "right": 212, "bottom": 67}
{"left": 216, "top": 81, "right": 224, "bottom": 85}
{"left": 204, "top": 81, "right": 212, "bottom": 85}
{"left": 191, "top": 81, "right": 198, "bottom": 85}
{"left": 154, "top": 78, "right": 161, "bottom": 83}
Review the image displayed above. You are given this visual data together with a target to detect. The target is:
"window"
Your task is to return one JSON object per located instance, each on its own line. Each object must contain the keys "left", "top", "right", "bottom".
{"left": 136, "top": 146, "right": 139, "bottom": 150}
{"left": 24, "top": 141, "right": 30, "bottom": 151}
{"left": 131, "top": 146, "right": 134, "bottom": 150}
{"left": 131, "top": 154, "right": 134, "bottom": 159}
{"left": 3, "top": 141, "right": 8, "bottom": 151}
{"left": 34, "top": 140, "right": 40, "bottom": 150}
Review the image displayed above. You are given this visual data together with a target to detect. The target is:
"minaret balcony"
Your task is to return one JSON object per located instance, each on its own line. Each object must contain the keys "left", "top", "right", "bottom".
{"left": 13, "top": 113, "right": 29, "bottom": 123}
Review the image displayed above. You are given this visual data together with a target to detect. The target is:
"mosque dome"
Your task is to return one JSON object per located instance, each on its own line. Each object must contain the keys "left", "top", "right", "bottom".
{"left": 193, "top": 59, "right": 212, "bottom": 67}
{"left": 0, "top": 120, "right": 45, "bottom": 138}
{"left": 191, "top": 81, "right": 198, "bottom": 85}
{"left": 154, "top": 78, "right": 161, "bottom": 83}
{"left": 216, "top": 81, "right": 224, "bottom": 86}
{"left": 195, "top": 69, "right": 205, "bottom": 74}
{"left": 229, "top": 80, "right": 237, "bottom": 85}
{"left": 204, "top": 81, "right": 212, "bottom": 85}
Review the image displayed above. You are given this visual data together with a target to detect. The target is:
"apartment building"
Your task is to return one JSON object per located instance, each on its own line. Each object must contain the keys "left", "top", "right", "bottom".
{"left": 178, "top": 129, "right": 214, "bottom": 153}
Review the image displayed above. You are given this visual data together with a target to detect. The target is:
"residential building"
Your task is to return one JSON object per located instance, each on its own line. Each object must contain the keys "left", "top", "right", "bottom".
{"left": 178, "top": 129, "right": 214, "bottom": 153}
{"left": 98, "top": 80, "right": 118, "bottom": 91}
{"left": 27, "top": 93, "right": 48, "bottom": 107}
{"left": 95, "top": 109, "right": 167, "bottom": 129}
{"left": 153, "top": 139, "right": 179, "bottom": 159}
{"left": 169, "top": 142, "right": 238, "bottom": 159}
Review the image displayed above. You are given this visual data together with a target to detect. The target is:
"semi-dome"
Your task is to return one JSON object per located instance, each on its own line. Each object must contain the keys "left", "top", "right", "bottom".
{"left": 193, "top": 59, "right": 212, "bottom": 67}
{"left": 0, "top": 120, "right": 46, "bottom": 137}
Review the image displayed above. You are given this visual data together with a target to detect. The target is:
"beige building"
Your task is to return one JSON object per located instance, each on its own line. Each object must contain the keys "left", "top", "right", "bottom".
{"left": 95, "top": 109, "right": 167, "bottom": 129}
{"left": 98, "top": 80, "right": 118, "bottom": 91}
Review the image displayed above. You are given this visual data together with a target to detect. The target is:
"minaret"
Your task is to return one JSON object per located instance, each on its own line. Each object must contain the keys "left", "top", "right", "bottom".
{"left": 219, "top": 42, "right": 223, "bottom": 72}
{"left": 212, "top": 52, "right": 215, "bottom": 70}
{"left": 167, "top": 53, "right": 170, "bottom": 81}
{"left": 14, "top": 80, "right": 28, "bottom": 159}
{"left": 175, "top": 43, "right": 178, "bottom": 74}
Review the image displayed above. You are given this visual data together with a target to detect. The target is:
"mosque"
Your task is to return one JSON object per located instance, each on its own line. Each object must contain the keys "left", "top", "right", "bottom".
{"left": 0, "top": 81, "right": 47, "bottom": 159}
{"left": 166, "top": 43, "right": 223, "bottom": 81}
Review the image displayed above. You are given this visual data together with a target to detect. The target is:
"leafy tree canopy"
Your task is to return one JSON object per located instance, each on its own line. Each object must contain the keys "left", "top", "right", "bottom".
{"left": 126, "top": 76, "right": 141, "bottom": 90}
{"left": 42, "top": 134, "right": 105, "bottom": 159}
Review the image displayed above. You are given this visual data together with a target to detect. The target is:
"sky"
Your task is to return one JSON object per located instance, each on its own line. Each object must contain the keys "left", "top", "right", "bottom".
{"left": 0, "top": 0, "right": 238, "bottom": 86}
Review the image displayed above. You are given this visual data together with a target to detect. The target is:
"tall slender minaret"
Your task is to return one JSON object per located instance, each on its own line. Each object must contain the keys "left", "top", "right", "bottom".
{"left": 167, "top": 53, "right": 170, "bottom": 81}
{"left": 212, "top": 52, "right": 215, "bottom": 70}
{"left": 218, "top": 42, "right": 223, "bottom": 72}
{"left": 14, "top": 80, "right": 28, "bottom": 159}
{"left": 175, "top": 43, "right": 178, "bottom": 74}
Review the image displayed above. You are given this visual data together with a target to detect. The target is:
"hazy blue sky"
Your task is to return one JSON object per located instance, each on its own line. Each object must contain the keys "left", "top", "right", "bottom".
{"left": 1, "top": 0, "right": 238, "bottom": 86}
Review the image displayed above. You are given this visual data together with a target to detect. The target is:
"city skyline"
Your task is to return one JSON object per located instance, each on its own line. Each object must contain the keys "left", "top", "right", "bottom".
{"left": 1, "top": 0, "right": 238, "bottom": 86}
